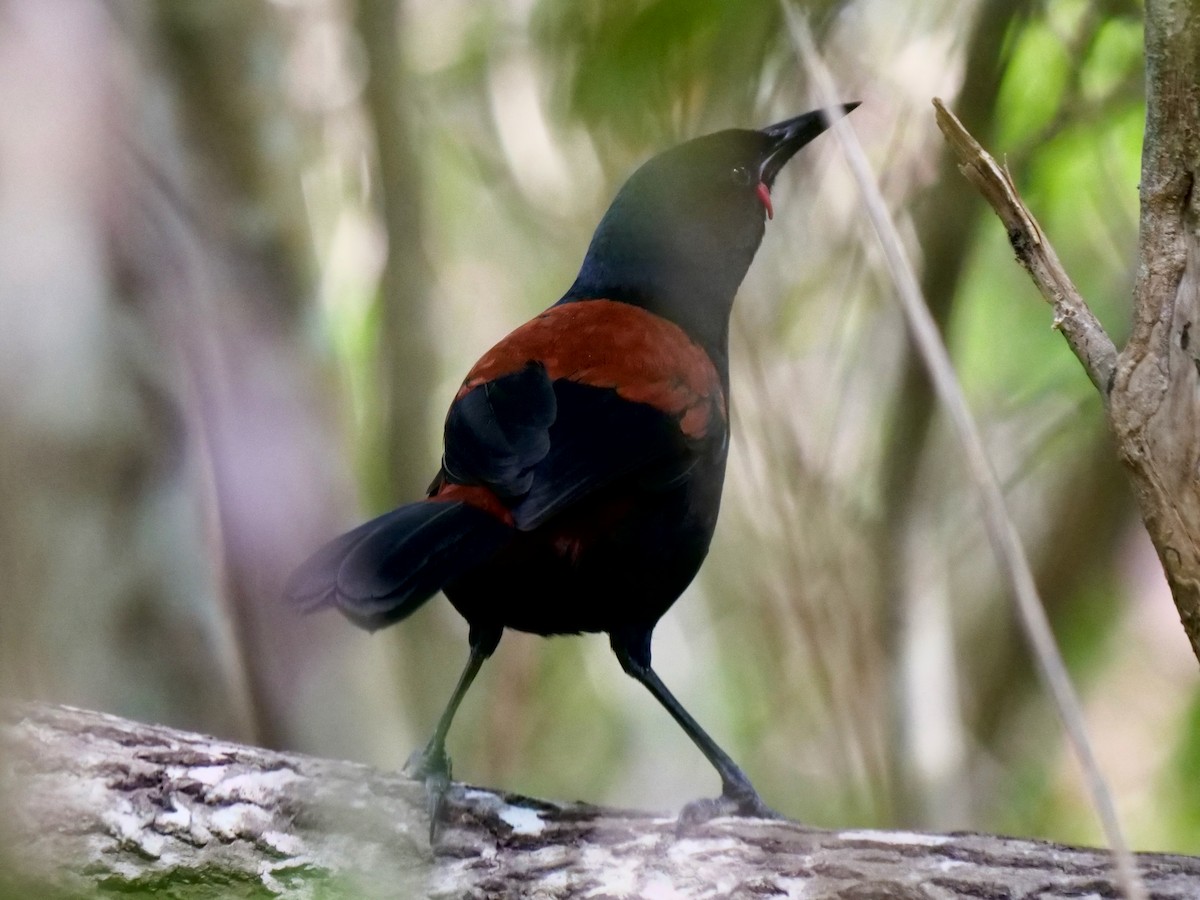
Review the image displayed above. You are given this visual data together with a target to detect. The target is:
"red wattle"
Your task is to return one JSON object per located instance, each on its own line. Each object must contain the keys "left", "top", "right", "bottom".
{"left": 756, "top": 182, "right": 773, "bottom": 220}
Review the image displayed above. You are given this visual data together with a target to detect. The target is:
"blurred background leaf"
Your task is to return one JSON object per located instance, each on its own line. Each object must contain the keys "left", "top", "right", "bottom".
{"left": 0, "top": 0, "right": 1195, "bottom": 858}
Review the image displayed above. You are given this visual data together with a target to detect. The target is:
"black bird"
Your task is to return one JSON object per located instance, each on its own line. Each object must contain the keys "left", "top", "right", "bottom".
{"left": 287, "top": 104, "right": 857, "bottom": 829}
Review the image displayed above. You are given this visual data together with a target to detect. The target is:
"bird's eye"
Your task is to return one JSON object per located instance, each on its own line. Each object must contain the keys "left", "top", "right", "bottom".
{"left": 730, "top": 165, "right": 753, "bottom": 186}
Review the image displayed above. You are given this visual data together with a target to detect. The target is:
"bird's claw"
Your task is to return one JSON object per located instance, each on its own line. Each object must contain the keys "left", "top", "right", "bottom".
{"left": 677, "top": 779, "right": 781, "bottom": 833}
{"left": 404, "top": 744, "right": 453, "bottom": 841}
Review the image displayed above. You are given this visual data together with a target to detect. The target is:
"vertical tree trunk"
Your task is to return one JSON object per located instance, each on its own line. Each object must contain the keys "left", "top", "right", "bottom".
{"left": 355, "top": 0, "right": 438, "bottom": 503}
{"left": 1108, "top": 0, "right": 1200, "bottom": 663}
{"left": 936, "top": 0, "right": 1200, "bottom": 663}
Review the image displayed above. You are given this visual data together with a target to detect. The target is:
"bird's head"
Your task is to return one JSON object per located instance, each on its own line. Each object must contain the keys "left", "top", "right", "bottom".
{"left": 563, "top": 104, "right": 858, "bottom": 363}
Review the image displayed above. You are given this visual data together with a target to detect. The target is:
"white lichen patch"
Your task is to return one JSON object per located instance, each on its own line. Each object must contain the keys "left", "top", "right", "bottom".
{"left": 836, "top": 829, "right": 950, "bottom": 846}
{"left": 580, "top": 848, "right": 641, "bottom": 896}
{"left": 184, "top": 764, "right": 230, "bottom": 786}
{"left": 628, "top": 831, "right": 663, "bottom": 851}
{"left": 459, "top": 789, "right": 553, "bottom": 836}
{"left": 640, "top": 875, "right": 690, "bottom": 900}
{"left": 208, "top": 802, "right": 275, "bottom": 838}
{"left": 260, "top": 829, "right": 304, "bottom": 856}
{"left": 101, "top": 802, "right": 167, "bottom": 859}
{"left": 497, "top": 804, "right": 545, "bottom": 836}
{"left": 142, "top": 830, "right": 168, "bottom": 858}
{"left": 154, "top": 804, "right": 192, "bottom": 831}
{"left": 100, "top": 801, "right": 148, "bottom": 843}
{"left": 153, "top": 799, "right": 216, "bottom": 847}
{"left": 210, "top": 768, "right": 300, "bottom": 804}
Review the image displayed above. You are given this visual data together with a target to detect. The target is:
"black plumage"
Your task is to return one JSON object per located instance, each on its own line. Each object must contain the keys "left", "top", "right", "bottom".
{"left": 286, "top": 104, "right": 858, "bottom": 831}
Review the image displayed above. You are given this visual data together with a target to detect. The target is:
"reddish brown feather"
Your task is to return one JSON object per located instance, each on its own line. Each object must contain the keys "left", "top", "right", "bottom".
{"left": 456, "top": 300, "right": 725, "bottom": 440}
{"left": 430, "top": 482, "right": 515, "bottom": 527}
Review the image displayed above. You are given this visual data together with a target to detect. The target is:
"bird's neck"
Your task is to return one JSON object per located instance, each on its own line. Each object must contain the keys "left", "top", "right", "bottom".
{"left": 559, "top": 230, "right": 748, "bottom": 380}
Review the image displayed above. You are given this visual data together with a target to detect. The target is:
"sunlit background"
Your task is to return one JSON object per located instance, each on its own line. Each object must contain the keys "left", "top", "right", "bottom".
{"left": 2, "top": 0, "right": 1196, "bottom": 856}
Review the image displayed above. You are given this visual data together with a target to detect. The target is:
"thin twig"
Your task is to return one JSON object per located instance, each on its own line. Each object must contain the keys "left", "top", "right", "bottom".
{"left": 777, "top": 9, "right": 1145, "bottom": 900}
{"left": 933, "top": 99, "right": 1119, "bottom": 398}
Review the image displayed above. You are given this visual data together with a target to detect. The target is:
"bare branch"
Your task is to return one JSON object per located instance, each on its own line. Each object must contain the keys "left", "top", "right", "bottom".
{"left": 5, "top": 703, "right": 1200, "bottom": 898}
{"left": 933, "top": 98, "right": 1119, "bottom": 397}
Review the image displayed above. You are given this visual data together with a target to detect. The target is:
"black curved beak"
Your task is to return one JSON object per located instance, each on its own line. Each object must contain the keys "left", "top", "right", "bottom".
{"left": 757, "top": 102, "right": 859, "bottom": 187}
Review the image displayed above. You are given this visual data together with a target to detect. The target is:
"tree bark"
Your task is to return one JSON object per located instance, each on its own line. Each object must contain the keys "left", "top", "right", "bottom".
{"left": 1109, "top": 0, "right": 1200, "bottom": 663}
{"left": 3, "top": 703, "right": 1198, "bottom": 899}
{"left": 936, "top": 0, "right": 1200, "bottom": 664}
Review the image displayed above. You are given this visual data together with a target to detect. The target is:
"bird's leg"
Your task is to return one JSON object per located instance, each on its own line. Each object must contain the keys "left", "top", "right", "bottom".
{"left": 405, "top": 622, "right": 501, "bottom": 839}
{"left": 610, "top": 628, "right": 780, "bottom": 828}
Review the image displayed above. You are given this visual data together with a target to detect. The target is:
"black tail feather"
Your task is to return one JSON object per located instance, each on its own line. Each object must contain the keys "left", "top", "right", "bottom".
{"left": 285, "top": 500, "right": 512, "bottom": 631}
{"left": 285, "top": 507, "right": 413, "bottom": 614}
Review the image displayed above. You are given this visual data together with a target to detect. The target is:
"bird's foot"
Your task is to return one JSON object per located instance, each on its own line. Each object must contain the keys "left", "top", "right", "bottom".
{"left": 677, "top": 778, "right": 781, "bottom": 832}
{"left": 403, "top": 743, "right": 453, "bottom": 841}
